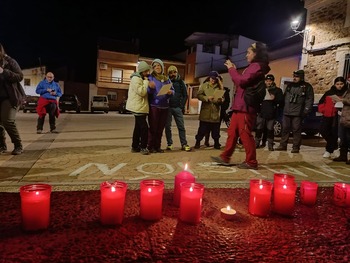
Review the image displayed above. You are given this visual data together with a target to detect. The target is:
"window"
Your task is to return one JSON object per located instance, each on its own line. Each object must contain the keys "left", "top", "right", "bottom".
{"left": 343, "top": 53, "right": 350, "bottom": 79}
{"left": 107, "top": 91, "right": 117, "bottom": 101}
{"left": 112, "top": 69, "right": 122, "bottom": 83}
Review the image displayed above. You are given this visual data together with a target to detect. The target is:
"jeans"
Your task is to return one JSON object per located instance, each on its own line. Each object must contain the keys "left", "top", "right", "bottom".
{"left": 37, "top": 103, "right": 57, "bottom": 131}
{"left": 165, "top": 107, "right": 188, "bottom": 146}
{"left": 132, "top": 114, "right": 148, "bottom": 149}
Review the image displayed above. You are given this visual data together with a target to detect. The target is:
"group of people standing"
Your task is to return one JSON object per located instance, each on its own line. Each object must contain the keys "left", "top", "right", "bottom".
{"left": 126, "top": 59, "right": 191, "bottom": 155}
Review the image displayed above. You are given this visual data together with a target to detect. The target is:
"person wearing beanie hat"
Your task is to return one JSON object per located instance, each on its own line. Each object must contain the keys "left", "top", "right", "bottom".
{"left": 254, "top": 74, "right": 284, "bottom": 151}
{"left": 147, "top": 58, "right": 174, "bottom": 153}
{"left": 276, "top": 69, "right": 314, "bottom": 153}
{"left": 194, "top": 70, "right": 224, "bottom": 150}
{"left": 165, "top": 65, "right": 191, "bottom": 152}
{"left": 137, "top": 61, "right": 150, "bottom": 73}
{"left": 126, "top": 61, "right": 152, "bottom": 155}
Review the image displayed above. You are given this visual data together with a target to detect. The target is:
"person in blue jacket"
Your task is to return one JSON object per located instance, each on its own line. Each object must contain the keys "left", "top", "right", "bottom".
{"left": 35, "top": 72, "right": 62, "bottom": 134}
{"left": 147, "top": 59, "right": 174, "bottom": 153}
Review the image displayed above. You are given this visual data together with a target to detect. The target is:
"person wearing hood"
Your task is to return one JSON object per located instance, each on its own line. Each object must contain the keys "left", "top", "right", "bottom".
{"left": 0, "top": 42, "right": 25, "bottom": 155}
{"left": 317, "top": 76, "right": 347, "bottom": 159}
{"left": 211, "top": 42, "right": 271, "bottom": 169}
{"left": 165, "top": 65, "right": 191, "bottom": 152}
{"left": 147, "top": 59, "right": 174, "bottom": 153}
{"left": 126, "top": 61, "right": 152, "bottom": 155}
{"left": 275, "top": 70, "right": 314, "bottom": 153}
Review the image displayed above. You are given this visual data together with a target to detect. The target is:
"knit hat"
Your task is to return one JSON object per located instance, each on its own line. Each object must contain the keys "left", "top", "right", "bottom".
{"left": 209, "top": 71, "right": 219, "bottom": 79}
{"left": 293, "top": 70, "right": 305, "bottom": 80}
{"left": 265, "top": 74, "right": 275, "bottom": 81}
{"left": 167, "top": 65, "right": 178, "bottom": 74}
{"left": 151, "top": 59, "right": 164, "bottom": 74}
{"left": 137, "top": 61, "right": 150, "bottom": 73}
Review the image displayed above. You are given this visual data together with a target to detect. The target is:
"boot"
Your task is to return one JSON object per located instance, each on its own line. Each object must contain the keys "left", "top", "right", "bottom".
{"left": 267, "top": 138, "right": 274, "bottom": 151}
{"left": 255, "top": 137, "right": 261, "bottom": 148}
{"left": 214, "top": 139, "right": 221, "bottom": 149}
{"left": 0, "top": 138, "right": 7, "bottom": 153}
{"left": 333, "top": 149, "right": 347, "bottom": 162}
{"left": 194, "top": 140, "right": 201, "bottom": 149}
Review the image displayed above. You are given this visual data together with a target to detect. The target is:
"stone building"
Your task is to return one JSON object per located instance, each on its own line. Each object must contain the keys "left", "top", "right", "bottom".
{"left": 302, "top": 0, "right": 350, "bottom": 93}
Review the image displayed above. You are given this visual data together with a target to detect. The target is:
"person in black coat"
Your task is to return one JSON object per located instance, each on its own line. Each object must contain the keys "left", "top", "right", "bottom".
{"left": 255, "top": 74, "right": 284, "bottom": 151}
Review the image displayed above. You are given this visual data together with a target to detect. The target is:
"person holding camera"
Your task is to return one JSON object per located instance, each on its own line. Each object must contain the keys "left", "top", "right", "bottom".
{"left": 275, "top": 70, "right": 314, "bottom": 153}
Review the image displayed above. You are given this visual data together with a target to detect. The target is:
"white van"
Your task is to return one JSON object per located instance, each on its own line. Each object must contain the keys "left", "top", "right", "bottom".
{"left": 91, "top": 95, "right": 109, "bottom": 113}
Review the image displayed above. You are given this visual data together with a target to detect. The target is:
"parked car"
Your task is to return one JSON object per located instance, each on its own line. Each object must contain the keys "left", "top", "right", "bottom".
{"left": 22, "top": 95, "right": 39, "bottom": 113}
{"left": 91, "top": 95, "right": 109, "bottom": 113}
{"left": 59, "top": 94, "right": 81, "bottom": 113}
{"left": 118, "top": 100, "right": 131, "bottom": 114}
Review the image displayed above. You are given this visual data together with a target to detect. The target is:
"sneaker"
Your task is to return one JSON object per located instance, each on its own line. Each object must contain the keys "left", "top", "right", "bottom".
{"left": 131, "top": 148, "right": 140, "bottom": 153}
{"left": 237, "top": 162, "right": 258, "bottom": 170}
{"left": 155, "top": 148, "right": 164, "bottom": 153}
{"left": 291, "top": 148, "right": 300, "bottom": 153}
{"left": 323, "top": 151, "right": 331, "bottom": 158}
{"left": 194, "top": 141, "right": 200, "bottom": 149}
{"left": 166, "top": 145, "right": 173, "bottom": 150}
{"left": 211, "top": 156, "right": 230, "bottom": 166}
{"left": 37, "top": 130, "right": 43, "bottom": 134}
{"left": 275, "top": 145, "right": 287, "bottom": 151}
{"left": 11, "top": 146, "right": 23, "bottom": 155}
{"left": 214, "top": 143, "right": 221, "bottom": 149}
{"left": 140, "top": 148, "right": 149, "bottom": 155}
{"left": 181, "top": 145, "right": 191, "bottom": 152}
{"left": 50, "top": 129, "right": 59, "bottom": 133}
{"left": 0, "top": 144, "right": 7, "bottom": 153}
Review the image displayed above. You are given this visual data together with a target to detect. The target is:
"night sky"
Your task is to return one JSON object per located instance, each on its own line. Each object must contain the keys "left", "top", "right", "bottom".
{"left": 1, "top": 0, "right": 305, "bottom": 82}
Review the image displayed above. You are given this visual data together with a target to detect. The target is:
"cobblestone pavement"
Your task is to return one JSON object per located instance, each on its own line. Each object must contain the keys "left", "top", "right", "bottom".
{"left": 1, "top": 112, "right": 349, "bottom": 192}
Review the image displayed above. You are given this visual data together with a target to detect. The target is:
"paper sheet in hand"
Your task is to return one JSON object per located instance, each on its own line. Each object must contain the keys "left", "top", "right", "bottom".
{"left": 157, "top": 83, "right": 172, "bottom": 96}
{"left": 213, "top": 89, "right": 225, "bottom": 100}
{"left": 330, "top": 95, "right": 341, "bottom": 102}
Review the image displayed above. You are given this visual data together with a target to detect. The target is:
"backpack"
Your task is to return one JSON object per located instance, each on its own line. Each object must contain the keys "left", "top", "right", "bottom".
{"left": 244, "top": 81, "right": 266, "bottom": 111}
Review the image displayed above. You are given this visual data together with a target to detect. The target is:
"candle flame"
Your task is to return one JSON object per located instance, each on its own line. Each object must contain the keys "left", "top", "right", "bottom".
{"left": 227, "top": 205, "right": 231, "bottom": 211}
{"left": 184, "top": 163, "right": 188, "bottom": 171}
{"left": 259, "top": 184, "right": 263, "bottom": 190}
{"left": 283, "top": 184, "right": 287, "bottom": 189}
{"left": 111, "top": 186, "right": 116, "bottom": 192}
{"left": 189, "top": 187, "right": 193, "bottom": 192}
{"left": 342, "top": 183, "right": 346, "bottom": 188}
{"left": 148, "top": 188, "right": 152, "bottom": 193}
{"left": 35, "top": 191, "right": 39, "bottom": 195}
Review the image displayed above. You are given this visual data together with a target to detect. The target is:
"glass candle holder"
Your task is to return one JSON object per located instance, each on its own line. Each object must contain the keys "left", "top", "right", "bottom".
{"left": 174, "top": 168, "right": 195, "bottom": 207}
{"left": 300, "top": 180, "right": 318, "bottom": 206}
{"left": 100, "top": 181, "right": 128, "bottom": 225}
{"left": 249, "top": 179, "right": 273, "bottom": 217}
{"left": 333, "top": 182, "right": 349, "bottom": 207}
{"left": 273, "top": 182, "right": 297, "bottom": 216}
{"left": 20, "top": 184, "right": 52, "bottom": 231}
{"left": 179, "top": 182, "right": 204, "bottom": 224}
{"left": 274, "top": 173, "right": 295, "bottom": 185}
{"left": 140, "top": 179, "right": 164, "bottom": 220}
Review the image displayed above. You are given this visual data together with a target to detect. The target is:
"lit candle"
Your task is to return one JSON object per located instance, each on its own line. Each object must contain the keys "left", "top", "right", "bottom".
{"left": 140, "top": 179, "right": 164, "bottom": 220}
{"left": 333, "top": 182, "right": 349, "bottom": 207}
{"left": 220, "top": 205, "right": 236, "bottom": 220}
{"left": 273, "top": 182, "right": 297, "bottom": 216}
{"left": 274, "top": 173, "right": 295, "bottom": 185}
{"left": 173, "top": 163, "right": 195, "bottom": 207}
{"left": 100, "top": 181, "right": 128, "bottom": 225}
{"left": 179, "top": 182, "right": 204, "bottom": 224}
{"left": 20, "top": 184, "right": 52, "bottom": 231}
{"left": 249, "top": 179, "right": 273, "bottom": 217}
{"left": 300, "top": 180, "right": 318, "bottom": 206}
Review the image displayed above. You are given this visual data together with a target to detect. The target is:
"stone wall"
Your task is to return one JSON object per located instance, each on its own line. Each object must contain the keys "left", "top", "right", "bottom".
{"left": 304, "top": 0, "right": 350, "bottom": 94}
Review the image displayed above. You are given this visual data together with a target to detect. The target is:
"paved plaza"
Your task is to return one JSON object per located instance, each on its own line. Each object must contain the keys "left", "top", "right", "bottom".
{"left": 1, "top": 112, "right": 349, "bottom": 192}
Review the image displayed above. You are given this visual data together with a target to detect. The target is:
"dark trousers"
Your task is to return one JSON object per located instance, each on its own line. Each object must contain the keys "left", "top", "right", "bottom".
{"left": 195, "top": 121, "right": 221, "bottom": 142}
{"left": 320, "top": 116, "right": 338, "bottom": 153}
{"left": 132, "top": 114, "right": 148, "bottom": 149}
{"left": 148, "top": 106, "right": 168, "bottom": 150}
{"left": 279, "top": 115, "right": 302, "bottom": 150}
{"left": 0, "top": 99, "right": 22, "bottom": 147}
{"left": 37, "top": 103, "right": 57, "bottom": 131}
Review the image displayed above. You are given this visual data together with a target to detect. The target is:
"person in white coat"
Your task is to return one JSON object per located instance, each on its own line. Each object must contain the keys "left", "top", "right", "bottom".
{"left": 126, "top": 61, "right": 153, "bottom": 155}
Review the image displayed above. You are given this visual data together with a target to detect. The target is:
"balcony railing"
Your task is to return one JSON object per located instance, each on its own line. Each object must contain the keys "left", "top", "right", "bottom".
{"left": 98, "top": 76, "right": 131, "bottom": 84}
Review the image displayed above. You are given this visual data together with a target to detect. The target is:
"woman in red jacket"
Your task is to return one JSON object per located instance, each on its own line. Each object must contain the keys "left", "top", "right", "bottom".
{"left": 211, "top": 42, "right": 270, "bottom": 169}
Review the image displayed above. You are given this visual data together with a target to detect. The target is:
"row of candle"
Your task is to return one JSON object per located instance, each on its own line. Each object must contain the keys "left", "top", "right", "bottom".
{"left": 249, "top": 173, "right": 350, "bottom": 217}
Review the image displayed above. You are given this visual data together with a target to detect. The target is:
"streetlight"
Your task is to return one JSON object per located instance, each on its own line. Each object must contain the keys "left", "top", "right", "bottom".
{"left": 291, "top": 19, "right": 304, "bottom": 35}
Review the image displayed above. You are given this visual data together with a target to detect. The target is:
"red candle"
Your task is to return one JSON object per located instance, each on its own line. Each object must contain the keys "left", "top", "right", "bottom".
{"left": 249, "top": 179, "right": 273, "bottom": 217}
{"left": 100, "top": 181, "right": 128, "bottom": 225}
{"left": 174, "top": 163, "right": 195, "bottom": 207}
{"left": 274, "top": 173, "right": 295, "bottom": 185}
{"left": 179, "top": 182, "right": 204, "bottom": 224}
{"left": 140, "top": 179, "right": 164, "bottom": 220}
{"left": 273, "top": 182, "right": 297, "bottom": 216}
{"left": 333, "top": 182, "right": 349, "bottom": 207}
{"left": 20, "top": 184, "right": 52, "bottom": 231}
{"left": 300, "top": 181, "right": 318, "bottom": 206}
